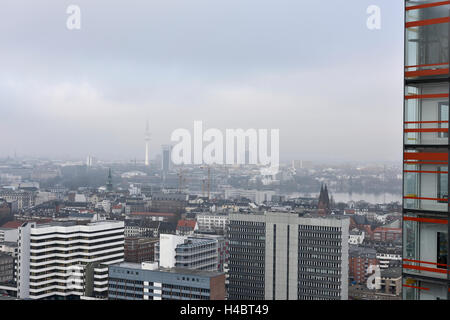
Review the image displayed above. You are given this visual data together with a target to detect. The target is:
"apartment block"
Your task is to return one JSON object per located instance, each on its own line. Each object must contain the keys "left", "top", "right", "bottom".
{"left": 349, "top": 246, "right": 378, "bottom": 285}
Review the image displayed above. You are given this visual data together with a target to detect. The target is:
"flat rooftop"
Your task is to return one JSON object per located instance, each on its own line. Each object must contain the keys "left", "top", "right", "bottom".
{"left": 0, "top": 241, "right": 17, "bottom": 247}
{"left": 112, "top": 262, "right": 223, "bottom": 277}
{"left": 35, "top": 220, "right": 122, "bottom": 228}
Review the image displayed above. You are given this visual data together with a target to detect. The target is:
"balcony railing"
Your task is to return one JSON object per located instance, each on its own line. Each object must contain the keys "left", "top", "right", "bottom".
{"left": 403, "top": 152, "right": 448, "bottom": 212}
{"left": 405, "top": 1, "right": 450, "bottom": 80}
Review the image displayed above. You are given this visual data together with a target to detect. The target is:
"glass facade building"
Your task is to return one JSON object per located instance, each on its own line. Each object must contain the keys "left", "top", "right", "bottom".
{"left": 403, "top": 0, "right": 450, "bottom": 299}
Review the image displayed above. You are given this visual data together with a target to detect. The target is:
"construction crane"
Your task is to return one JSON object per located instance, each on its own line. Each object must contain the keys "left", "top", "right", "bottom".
{"left": 202, "top": 178, "right": 206, "bottom": 198}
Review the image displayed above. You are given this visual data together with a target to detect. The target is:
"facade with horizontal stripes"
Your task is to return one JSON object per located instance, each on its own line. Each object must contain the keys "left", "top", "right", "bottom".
{"left": 403, "top": 0, "right": 450, "bottom": 299}
{"left": 17, "top": 220, "right": 124, "bottom": 300}
{"left": 108, "top": 262, "right": 225, "bottom": 300}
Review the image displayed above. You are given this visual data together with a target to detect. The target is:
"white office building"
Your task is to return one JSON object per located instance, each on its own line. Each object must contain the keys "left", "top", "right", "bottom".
{"left": 196, "top": 214, "right": 228, "bottom": 232}
{"left": 17, "top": 220, "right": 124, "bottom": 300}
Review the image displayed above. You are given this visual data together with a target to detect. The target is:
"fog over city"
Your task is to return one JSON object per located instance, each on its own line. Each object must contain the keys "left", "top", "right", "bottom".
{"left": 0, "top": 0, "right": 403, "bottom": 162}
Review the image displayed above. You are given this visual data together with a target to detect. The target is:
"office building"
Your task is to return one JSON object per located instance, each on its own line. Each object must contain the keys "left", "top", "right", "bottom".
{"left": 161, "top": 145, "right": 172, "bottom": 176}
{"left": 156, "top": 234, "right": 228, "bottom": 272}
{"left": 403, "top": 0, "right": 450, "bottom": 299}
{"left": 196, "top": 213, "right": 229, "bottom": 233}
{"left": 17, "top": 220, "right": 124, "bottom": 300}
{"left": 108, "top": 261, "right": 225, "bottom": 300}
{"left": 228, "top": 211, "right": 349, "bottom": 300}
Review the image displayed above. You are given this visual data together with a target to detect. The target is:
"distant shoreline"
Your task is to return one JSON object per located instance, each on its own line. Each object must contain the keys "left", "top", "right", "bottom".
{"left": 287, "top": 192, "right": 401, "bottom": 205}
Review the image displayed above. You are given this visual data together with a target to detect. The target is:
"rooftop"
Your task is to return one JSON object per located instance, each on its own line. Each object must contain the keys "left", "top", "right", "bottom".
{"left": 177, "top": 219, "right": 197, "bottom": 229}
{"left": 130, "top": 212, "right": 176, "bottom": 217}
{"left": 381, "top": 267, "right": 402, "bottom": 279}
{"left": 0, "top": 241, "right": 18, "bottom": 247}
{"left": 112, "top": 262, "right": 223, "bottom": 277}
{"left": 1, "top": 219, "right": 53, "bottom": 229}
{"left": 35, "top": 220, "right": 123, "bottom": 229}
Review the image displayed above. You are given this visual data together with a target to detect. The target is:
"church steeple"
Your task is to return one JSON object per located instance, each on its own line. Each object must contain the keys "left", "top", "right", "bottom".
{"left": 318, "top": 184, "right": 330, "bottom": 215}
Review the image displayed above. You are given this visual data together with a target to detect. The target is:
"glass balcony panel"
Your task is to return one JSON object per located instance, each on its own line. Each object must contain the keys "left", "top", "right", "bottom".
{"left": 406, "top": 1, "right": 450, "bottom": 23}
{"left": 405, "top": 1, "right": 449, "bottom": 79}
{"left": 403, "top": 216, "right": 448, "bottom": 280}
{"left": 405, "top": 83, "right": 449, "bottom": 145}
{"left": 403, "top": 161, "right": 448, "bottom": 211}
{"left": 402, "top": 277, "right": 419, "bottom": 300}
{"left": 403, "top": 277, "right": 448, "bottom": 300}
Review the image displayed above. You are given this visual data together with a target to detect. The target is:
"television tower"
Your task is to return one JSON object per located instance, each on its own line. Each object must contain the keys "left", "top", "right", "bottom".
{"left": 106, "top": 168, "right": 113, "bottom": 192}
{"left": 145, "top": 120, "right": 151, "bottom": 166}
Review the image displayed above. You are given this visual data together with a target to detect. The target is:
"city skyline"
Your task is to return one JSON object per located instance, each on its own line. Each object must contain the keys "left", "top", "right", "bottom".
{"left": 0, "top": 0, "right": 403, "bottom": 162}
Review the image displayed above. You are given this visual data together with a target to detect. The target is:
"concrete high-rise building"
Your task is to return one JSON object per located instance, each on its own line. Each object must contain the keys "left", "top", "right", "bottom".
{"left": 17, "top": 220, "right": 124, "bottom": 300}
{"left": 228, "top": 212, "right": 349, "bottom": 300}
{"left": 161, "top": 145, "right": 172, "bottom": 176}
{"left": 86, "top": 155, "right": 96, "bottom": 167}
{"left": 403, "top": 1, "right": 450, "bottom": 300}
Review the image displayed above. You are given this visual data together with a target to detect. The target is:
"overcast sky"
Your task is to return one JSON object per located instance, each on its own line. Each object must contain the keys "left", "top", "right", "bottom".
{"left": 0, "top": 0, "right": 403, "bottom": 163}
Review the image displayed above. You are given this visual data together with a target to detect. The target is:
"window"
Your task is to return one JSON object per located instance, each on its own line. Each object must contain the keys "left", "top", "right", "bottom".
{"left": 438, "top": 167, "right": 448, "bottom": 203}
{"left": 439, "top": 102, "right": 449, "bottom": 138}
{"left": 437, "top": 232, "right": 448, "bottom": 269}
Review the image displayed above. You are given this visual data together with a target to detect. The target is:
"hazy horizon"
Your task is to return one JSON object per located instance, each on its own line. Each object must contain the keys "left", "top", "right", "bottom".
{"left": 0, "top": 0, "right": 403, "bottom": 163}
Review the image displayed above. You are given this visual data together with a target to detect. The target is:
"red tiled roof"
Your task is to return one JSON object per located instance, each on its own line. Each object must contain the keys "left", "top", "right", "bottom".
{"left": 1, "top": 219, "right": 52, "bottom": 229}
{"left": 1, "top": 221, "right": 23, "bottom": 229}
{"left": 177, "top": 219, "right": 197, "bottom": 229}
